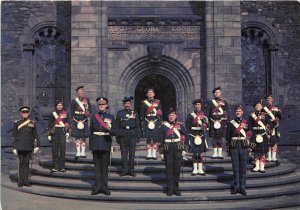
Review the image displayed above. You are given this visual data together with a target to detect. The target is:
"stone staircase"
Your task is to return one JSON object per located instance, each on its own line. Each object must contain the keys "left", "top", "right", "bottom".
{"left": 6, "top": 144, "right": 300, "bottom": 209}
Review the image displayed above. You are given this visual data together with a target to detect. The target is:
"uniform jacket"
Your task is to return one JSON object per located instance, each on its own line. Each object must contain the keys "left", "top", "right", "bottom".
{"left": 226, "top": 118, "right": 251, "bottom": 149}
{"left": 47, "top": 110, "right": 71, "bottom": 134}
{"left": 208, "top": 97, "right": 228, "bottom": 121}
{"left": 140, "top": 98, "right": 162, "bottom": 122}
{"left": 116, "top": 109, "right": 141, "bottom": 139}
{"left": 185, "top": 110, "right": 209, "bottom": 136}
{"left": 13, "top": 118, "right": 40, "bottom": 151}
{"left": 89, "top": 112, "right": 116, "bottom": 151}
{"left": 70, "top": 97, "right": 91, "bottom": 118}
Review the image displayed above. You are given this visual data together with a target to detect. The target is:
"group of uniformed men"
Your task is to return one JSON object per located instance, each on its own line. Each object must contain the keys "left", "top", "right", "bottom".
{"left": 12, "top": 85, "right": 282, "bottom": 197}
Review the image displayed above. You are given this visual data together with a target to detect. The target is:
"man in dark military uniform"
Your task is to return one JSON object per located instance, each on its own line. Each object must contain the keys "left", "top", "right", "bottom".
{"left": 47, "top": 101, "right": 71, "bottom": 173}
{"left": 186, "top": 99, "right": 209, "bottom": 176}
{"left": 249, "top": 100, "right": 271, "bottom": 173}
{"left": 208, "top": 87, "right": 228, "bottom": 159}
{"left": 70, "top": 85, "right": 91, "bottom": 159}
{"left": 116, "top": 96, "right": 141, "bottom": 177}
{"left": 159, "top": 108, "right": 188, "bottom": 196}
{"left": 89, "top": 97, "right": 116, "bottom": 195}
{"left": 264, "top": 94, "right": 282, "bottom": 162}
{"left": 141, "top": 88, "right": 162, "bottom": 160}
{"left": 12, "top": 106, "right": 40, "bottom": 187}
{"left": 226, "top": 105, "right": 252, "bottom": 196}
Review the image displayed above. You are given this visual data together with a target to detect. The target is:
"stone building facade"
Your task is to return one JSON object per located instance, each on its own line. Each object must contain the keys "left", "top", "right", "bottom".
{"left": 1, "top": 1, "right": 300, "bottom": 147}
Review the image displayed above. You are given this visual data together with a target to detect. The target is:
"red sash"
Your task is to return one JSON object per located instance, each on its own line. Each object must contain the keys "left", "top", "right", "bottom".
{"left": 95, "top": 114, "right": 108, "bottom": 130}
{"left": 255, "top": 113, "right": 265, "bottom": 123}
{"left": 165, "top": 122, "right": 180, "bottom": 138}
{"left": 192, "top": 112, "right": 204, "bottom": 124}
{"left": 146, "top": 99, "right": 162, "bottom": 115}
{"left": 212, "top": 100, "right": 225, "bottom": 114}
{"left": 54, "top": 111, "right": 68, "bottom": 126}
{"left": 235, "top": 119, "right": 247, "bottom": 134}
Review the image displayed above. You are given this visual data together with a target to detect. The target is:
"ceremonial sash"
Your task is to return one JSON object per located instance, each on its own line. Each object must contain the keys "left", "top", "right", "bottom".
{"left": 95, "top": 114, "right": 108, "bottom": 130}
{"left": 75, "top": 97, "right": 86, "bottom": 112}
{"left": 144, "top": 99, "right": 162, "bottom": 115}
{"left": 211, "top": 99, "right": 224, "bottom": 114}
{"left": 191, "top": 112, "right": 204, "bottom": 125}
{"left": 251, "top": 113, "right": 266, "bottom": 130}
{"left": 53, "top": 111, "right": 67, "bottom": 127}
{"left": 17, "top": 119, "right": 31, "bottom": 130}
{"left": 164, "top": 122, "right": 181, "bottom": 139}
{"left": 230, "top": 119, "right": 247, "bottom": 137}
{"left": 263, "top": 106, "right": 275, "bottom": 121}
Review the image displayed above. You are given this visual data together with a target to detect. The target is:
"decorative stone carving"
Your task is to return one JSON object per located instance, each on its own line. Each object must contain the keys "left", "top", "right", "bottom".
{"left": 148, "top": 42, "right": 164, "bottom": 62}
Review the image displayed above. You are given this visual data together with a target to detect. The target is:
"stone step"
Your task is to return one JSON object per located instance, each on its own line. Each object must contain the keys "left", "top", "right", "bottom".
{"left": 39, "top": 159, "right": 277, "bottom": 172}
{"left": 3, "top": 179, "right": 300, "bottom": 202}
{"left": 10, "top": 163, "right": 297, "bottom": 182}
{"left": 9, "top": 170, "right": 300, "bottom": 191}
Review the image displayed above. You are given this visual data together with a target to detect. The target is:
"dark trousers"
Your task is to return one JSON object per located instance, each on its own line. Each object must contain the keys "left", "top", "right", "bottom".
{"left": 120, "top": 134, "right": 136, "bottom": 173}
{"left": 92, "top": 150, "right": 110, "bottom": 191}
{"left": 18, "top": 151, "right": 32, "bottom": 186}
{"left": 164, "top": 143, "right": 182, "bottom": 193}
{"left": 230, "top": 141, "right": 248, "bottom": 191}
{"left": 52, "top": 128, "right": 66, "bottom": 170}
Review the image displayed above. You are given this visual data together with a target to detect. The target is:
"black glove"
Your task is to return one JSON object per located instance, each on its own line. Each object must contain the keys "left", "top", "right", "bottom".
{"left": 136, "top": 138, "right": 140, "bottom": 143}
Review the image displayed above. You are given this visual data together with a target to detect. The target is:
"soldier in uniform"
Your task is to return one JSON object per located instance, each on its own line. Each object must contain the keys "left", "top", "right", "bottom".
{"left": 159, "top": 108, "right": 188, "bottom": 196}
{"left": 47, "top": 101, "right": 71, "bottom": 172}
{"left": 116, "top": 96, "right": 141, "bottom": 177}
{"left": 70, "top": 86, "right": 91, "bottom": 159}
{"left": 249, "top": 100, "right": 271, "bottom": 173}
{"left": 89, "top": 97, "right": 116, "bottom": 195}
{"left": 141, "top": 88, "right": 162, "bottom": 160}
{"left": 226, "top": 105, "right": 252, "bottom": 196}
{"left": 186, "top": 99, "right": 209, "bottom": 176}
{"left": 264, "top": 94, "right": 282, "bottom": 162}
{"left": 208, "top": 87, "right": 228, "bottom": 159}
{"left": 12, "top": 106, "right": 40, "bottom": 187}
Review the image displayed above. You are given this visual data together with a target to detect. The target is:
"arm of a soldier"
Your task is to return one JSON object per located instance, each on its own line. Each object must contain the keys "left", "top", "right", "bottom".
{"left": 226, "top": 121, "right": 232, "bottom": 146}
{"left": 33, "top": 122, "right": 40, "bottom": 147}
{"left": 135, "top": 113, "right": 142, "bottom": 139}
{"left": 109, "top": 116, "right": 117, "bottom": 136}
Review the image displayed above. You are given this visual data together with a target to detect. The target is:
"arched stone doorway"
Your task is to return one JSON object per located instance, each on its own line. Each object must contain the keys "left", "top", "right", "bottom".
{"left": 134, "top": 74, "right": 176, "bottom": 120}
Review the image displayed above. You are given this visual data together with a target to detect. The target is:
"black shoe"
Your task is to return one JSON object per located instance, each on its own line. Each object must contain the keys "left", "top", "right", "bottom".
{"left": 166, "top": 191, "right": 172, "bottom": 196}
{"left": 152, "top": 157, "right": 158, "bottom": 160}
{"left": 240, "top": 189, "right": 247, "bottom": 196}
{"left": 129, "top": 172, "right": 136, "bottom": 177}
{"left": 80, "top": 155, "right": 87, "bottom": 158}
{"left": 251, "top": 169, "right": 259, "bottom": 172}
{"left": 260, "top": 170, "right": 266, "bottom": 173}
{"left": 23, "top": 183, "right": 32, "bottom": 187}
{"left": 74, "top": 156, "right": 80, "bottom": 160}
{"left": 230, "top": 188, "right": 238, "bottom": 194}
{"left": 218, "top": 156, "right": 224, "bottom": 159}
{"left": 18, "top": 183, "right": 23, "bottom": 188}
{"left": 211, "top": 156, "right": 217, "bottom": 159}
{"left": 102, "top": 189, "right": 111, "bottom": 195}
{"left": 199, "top": 172, "right": 206, "bottom": 176}
{"left": 91, "top": 189, "right": 100, "bottom": 195}
{"left": 146, "top": 157, "right": 151, "bottom": 160}
{"left": 173, "top": 191, "right": 182, "bottom": 196}
{"left": 51, "top": 168, "right": 59, "bottom": 173}
{"left": 191, "top": 172, "right": 197, "bottom": 176}
{"left": 119, "top": 171, "right": 128, "bottom": 177}
{"left": 59, "top": 169, "right": 66, "bottom": 172}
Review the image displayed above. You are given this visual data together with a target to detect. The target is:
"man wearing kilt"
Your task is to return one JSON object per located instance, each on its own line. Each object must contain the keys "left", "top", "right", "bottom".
{"left": 90, "top": 97, "right": 116, "bottom": 195}
{"left": 226, "top": 105, "right": 252, "bottom": 196}
{"left": 141, "top": 88, "right": 162, "bottom": 160}
{"left": 249, "top": 100, "right": 271, "bottom": 173}
{"left": 159, "top": 108, "right": 188, "bottom": 196}
{"left": 264, "top": 94, "right": 282, "bottom": 162}
{"left": 208, "top": 87, "right": 229, "bottom": 159}
{"left": 47, "top": 101, "right": 71, "bottom": 172}
{"left": 70, "top": 86, "right": 91, "bottom": 159}
{"left": 186, "top": 99, "right": 209, "bottom": 176}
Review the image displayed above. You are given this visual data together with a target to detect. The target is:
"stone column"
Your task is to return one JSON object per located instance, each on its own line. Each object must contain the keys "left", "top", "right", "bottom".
{"left": 71, "top": 1, "right": 108, "bottom": 104}
{"left": 205, "top": 1, "right": 242, "bottom": 104}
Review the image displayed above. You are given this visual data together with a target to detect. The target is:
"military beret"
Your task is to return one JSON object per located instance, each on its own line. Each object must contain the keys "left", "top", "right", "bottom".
{"left": 96, "top": 97, "right": 108, "bottom": 105}
{"left": 212, "top": 86, "right": 221, "bottom": 93}
{"left": 75, "top": 85, "right": 84, "bottom": 91}
{"left": 19, "top": 106, "right": 30, "bottom": 112}
{"left": 55, "top": 100, "right": 63, "bottom": 106}
{"left": 253, "top": 99, "right": 263, "bottom": 107}
{"left": 192, "top": 99, "right": 203, "bottom": 105}
{"left": 234, "top": 104, "right": 243, "bottom": 111}
{"left": 166, "top": 107, "right": 177, "bottom": 115}
{"left": 265, "top": 94, "right": 273, "bottom": 99}
{"left": 122, "top": 96, "right": 134, "bottom": 103}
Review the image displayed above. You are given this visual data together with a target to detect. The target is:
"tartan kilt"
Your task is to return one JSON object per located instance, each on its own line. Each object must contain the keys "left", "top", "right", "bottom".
{"left": 142, "top": 123, "right": 160, "bottom": 140}
{"left": 252, "top": 135, "right": 269, "bottom": 157}
{"left": 189, "top": 135, "right": 207, "bottom": 154}
{"left": 209, "top": 121, "right": 227, "bottom": 138}
{"left": 71, "top": 114, "right": 89, "bottom": 138}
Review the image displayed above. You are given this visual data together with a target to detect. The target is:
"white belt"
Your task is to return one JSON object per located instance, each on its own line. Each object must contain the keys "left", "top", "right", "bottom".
{"left": 165, "top": 139, "right": 180, "bottom": 143}
{"left": 145, "top": 119, "right": 158, "bottom": 123}
{"left": 253, "top": 127, "right": 265, "bottom": 130}
{"left": 212, "top": 113, "right": 224, "bottom": 116}
{"left": 54, "top": 124, "right": 65, "bottom": 127}
{"left": 75, "top": 111, "right": 85, "bottom": 114}
{"left": 191, "top": 127, "right": 202, "bottom": 130}
{"left": 231, "top": 137, "right": 246, "bottom": 140}
{"left": 93, "top": 132, "right": 109, "bottom": 136}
